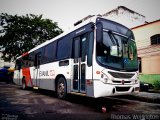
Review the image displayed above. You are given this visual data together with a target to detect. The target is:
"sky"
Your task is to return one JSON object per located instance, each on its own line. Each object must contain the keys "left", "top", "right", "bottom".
{"left": 0, "top": 0, "right": 160, "bottom": 32}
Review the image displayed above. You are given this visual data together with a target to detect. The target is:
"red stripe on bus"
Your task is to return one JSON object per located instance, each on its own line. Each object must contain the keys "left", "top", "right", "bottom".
{"left": 22, "top": 52, "right": 28, "bottom": 57}
{"left": 22, "top": 68, "right": 33, "bottom": 86}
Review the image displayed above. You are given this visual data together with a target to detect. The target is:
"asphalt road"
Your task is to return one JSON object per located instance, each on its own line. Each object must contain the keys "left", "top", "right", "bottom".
{"left": 0, "top": 82, "right": 160, "bottom": 120}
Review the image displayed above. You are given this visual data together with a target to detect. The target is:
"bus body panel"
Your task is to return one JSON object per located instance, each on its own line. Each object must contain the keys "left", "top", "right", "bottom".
{"left": 92, "top": 57, "right": 139, "bottom": 97}
{"left": 13, "top": 16, "right": 139, "bottom": 98}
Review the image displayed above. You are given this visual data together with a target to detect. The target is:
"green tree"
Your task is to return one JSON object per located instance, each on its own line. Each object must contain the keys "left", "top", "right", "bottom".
{"left": 0, "top": 13, "right": 63, "bottom": 61}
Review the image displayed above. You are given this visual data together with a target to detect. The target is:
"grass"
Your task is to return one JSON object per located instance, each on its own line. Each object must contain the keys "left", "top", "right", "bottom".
{"left": 139, "top": 74, "right": 160, "bottom": 90}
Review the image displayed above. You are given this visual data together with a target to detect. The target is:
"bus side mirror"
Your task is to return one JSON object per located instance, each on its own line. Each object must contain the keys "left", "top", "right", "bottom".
{"left": 96, "top": 23, "right": 103, "bottom": 44}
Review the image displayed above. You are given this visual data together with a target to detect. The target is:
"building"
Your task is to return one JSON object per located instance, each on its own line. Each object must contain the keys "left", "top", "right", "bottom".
{"left": 74, "top": 6, "right": 146, "bottom": 29}
{"left": 132, "top": 20, "right": 160, "bottom": 74}
{"left": 102, "top": 6, "right": 146, "bottom": 28}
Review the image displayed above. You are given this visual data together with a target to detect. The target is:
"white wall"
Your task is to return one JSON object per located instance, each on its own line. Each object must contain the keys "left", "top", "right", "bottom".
{"left": 103, "top": 7, "right": 146, "bottom": 28}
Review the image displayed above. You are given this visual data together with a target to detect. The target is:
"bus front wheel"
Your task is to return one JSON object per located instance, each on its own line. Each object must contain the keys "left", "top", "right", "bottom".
{"left": 56, "top": 77, "right": 67, "bottom": 99}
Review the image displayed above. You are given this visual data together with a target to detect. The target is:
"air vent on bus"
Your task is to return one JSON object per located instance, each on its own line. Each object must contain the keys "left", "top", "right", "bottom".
{"left": 112, "top": 80, "right": 131, "bottom": 84}
{"left": 116, "top": 87, "right": 130, "bottom": 92}
{"left": 108, "top": 71, "right": 134, "bottom": 79}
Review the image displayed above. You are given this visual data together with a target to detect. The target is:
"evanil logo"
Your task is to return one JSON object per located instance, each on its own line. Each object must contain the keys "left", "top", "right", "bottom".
{"left": 39, "top": 70, "right": 55, "bottom": 77}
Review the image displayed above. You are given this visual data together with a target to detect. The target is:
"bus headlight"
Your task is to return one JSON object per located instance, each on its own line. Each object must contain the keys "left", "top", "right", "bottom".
{"left": 132, "top": 79, "right": 139, "bottom": 84}
{"left": 100, "top": 74, "right": 110, "bottom": 84}
{"left": 135, "top": 79, "right": 139, "bottom": 84}
{"left": 101, "top": 78, "right": 108, "bottom": 83}
{"left": 135, "top": 75, "right": 139, "bottom": 84}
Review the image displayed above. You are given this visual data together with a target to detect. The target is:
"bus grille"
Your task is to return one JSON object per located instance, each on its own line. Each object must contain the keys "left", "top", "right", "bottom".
{"left": 112, "top": 80, "right": 131, "bottom": 84}
{"left": 108, "top": 71, "right": 134, "bottom": 79}
{"left": 116, "top": 87, "right": 130, "bottom": 92}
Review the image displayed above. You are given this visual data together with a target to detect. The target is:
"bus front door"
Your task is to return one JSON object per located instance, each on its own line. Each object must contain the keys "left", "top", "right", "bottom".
{"left": 72, "top": 34, "right": 87, "bottom": 93}
{"left": 33, "top": 52, "right": 41, "bottom": 88}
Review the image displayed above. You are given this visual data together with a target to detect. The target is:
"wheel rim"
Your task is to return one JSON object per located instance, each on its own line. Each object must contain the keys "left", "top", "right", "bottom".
{"left": 58, "top": 82, "right": 65, "bottom": 98}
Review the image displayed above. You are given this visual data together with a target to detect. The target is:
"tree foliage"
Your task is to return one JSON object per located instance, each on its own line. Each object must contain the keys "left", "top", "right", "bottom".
{"left": 0, "top": 13, "right": 63, "bottom": 61}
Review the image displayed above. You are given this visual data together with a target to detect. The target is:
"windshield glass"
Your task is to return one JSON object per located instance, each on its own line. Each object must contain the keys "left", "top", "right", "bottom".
{"left": 96, "top": 30, "right": 138, "bottom": 71}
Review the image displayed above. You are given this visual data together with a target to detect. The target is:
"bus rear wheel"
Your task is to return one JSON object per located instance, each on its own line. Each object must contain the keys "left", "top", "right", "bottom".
{"left": 56, "top": 77, "right": 67, "bottom": 99}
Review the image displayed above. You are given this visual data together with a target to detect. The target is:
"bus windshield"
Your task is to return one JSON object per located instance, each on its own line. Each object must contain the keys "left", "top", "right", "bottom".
{"left": 96, "top": 19, "right": 138, "bottom": 71}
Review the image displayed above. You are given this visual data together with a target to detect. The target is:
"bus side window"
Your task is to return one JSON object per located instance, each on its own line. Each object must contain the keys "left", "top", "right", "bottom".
{"left": 87, "top": 32, "right": 94, "bottom": 66}
{"left": 15, "top": 60, "right": 21, "bottom": 70}
{"left": 73, "top": 37, "right": 80, "bottom": 61}
{"left": 34, "top": 52, "right": 41, "bottom": 67}
{"left": 56, "top": 36, "right": 71, "bottom": 60}
{"left": 81, "top": 34, "right": 87, "bottom": 62}
{"left": 18, "top": 62, "right": 21, "bottom": 70}
{"left": 43, "top": 42, "right": 56, "bottom": 64}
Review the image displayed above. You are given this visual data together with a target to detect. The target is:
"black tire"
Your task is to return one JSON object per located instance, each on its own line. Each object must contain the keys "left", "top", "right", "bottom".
{"left": 22, "top": 78, "right": 26, "bottom": 90}
{"left": 56, "top": 77, "right": 67, "bottom": 99}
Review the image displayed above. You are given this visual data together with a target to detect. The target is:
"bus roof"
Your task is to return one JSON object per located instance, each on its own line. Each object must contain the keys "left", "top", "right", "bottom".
{"left": 17, "top": 16, "right": 98, "bottom": 60}
{"left": 17, "top": 16, "right": 131, "bottom": 60}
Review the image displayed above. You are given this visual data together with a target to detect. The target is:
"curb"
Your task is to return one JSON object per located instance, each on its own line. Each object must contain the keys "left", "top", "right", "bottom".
{"left": 133, "top": 92, "right": 160, "bottom": 104}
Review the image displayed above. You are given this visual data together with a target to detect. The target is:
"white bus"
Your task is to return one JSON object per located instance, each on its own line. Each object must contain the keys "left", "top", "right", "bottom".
{"left": 13, "top": 16, "right": 140, "bottom": 99}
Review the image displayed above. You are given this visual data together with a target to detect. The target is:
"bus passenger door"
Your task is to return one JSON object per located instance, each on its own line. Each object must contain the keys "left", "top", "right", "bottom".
{"left": 34, "top": 52, "right": 41, "bottom": 88}
{"left": 72, "top": 34, "right": 87, "bottom": 93}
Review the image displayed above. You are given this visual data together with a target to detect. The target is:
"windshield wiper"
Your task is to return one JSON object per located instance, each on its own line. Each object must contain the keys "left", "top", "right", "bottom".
{"left": 108, "top": 30, "right": 119, "bottom": 47}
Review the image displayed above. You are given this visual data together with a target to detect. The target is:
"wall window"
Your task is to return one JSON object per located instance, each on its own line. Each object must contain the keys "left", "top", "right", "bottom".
{"left": 151, "top": 34, "right": 160, "bottom": 45}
